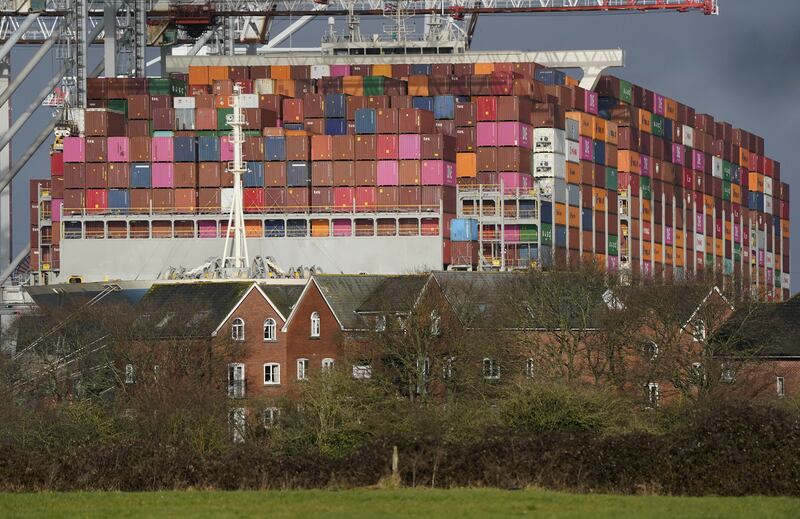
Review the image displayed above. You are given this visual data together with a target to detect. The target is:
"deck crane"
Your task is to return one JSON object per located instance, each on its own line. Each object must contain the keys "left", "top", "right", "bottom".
{"left": 0, "top": 0, "right": 716, "bottom": 294}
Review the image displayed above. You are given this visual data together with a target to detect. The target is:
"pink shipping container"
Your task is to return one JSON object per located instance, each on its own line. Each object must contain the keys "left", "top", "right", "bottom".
{"left": 640, "top": 154, "right": 651, "bottom": 178}
{"left": 499, "top": 172, "right": 533, "bottom": 193}
{"left": 377, "top": 161, "right": 399, "bottom": 186}
{"left": 476, "top": 122, "right": 497, "bottom": 147}
{"left": 398, "top": 134, "right": 421, "bottom": 159}
{"left": 758, "top": 250, "right": 764, "bottom": 268}
{"left": 579, "top": 136, "right": 594, "bottom": 161}
{"left": 152, "top": 163, "right": 175, "bottom": 188}
{"left": 86, "top": 189, "right": 108, "bottom": 214}
{"left": 671, "top": 143, "right": 684, "bottom": 166}
{"left": 63, "top": 137, "right": 85, "bottom": 163}
{"left": 356, "top": 187, "right": 377, "bottom": 212}
{"left": 198, "top": 220, "right": 217, "bottom": 238}
{"left": 152, "top": 137, "right": 174, "bottom": 162}
{"left": 654, "top": 93, "right": 665, "bottom": 116}
{"left": 108, "top": 137, "right": 130, "bottom": 162}
{"left": 332, "top": 219, "right": 353, "bottom": 236}
{"left": 497, "top": 122, "right": 532, "bottom": 149}
{"left": 692, "top": 149, "right": 705, "bottom": 172}
{"left": 221, "top": 136, "right": 235, "bottom": 161}
{"left": 696, "top": 212, "right": 704, "bottom": 234}
{"left": 334, "top": 187, "right": 355, "bottom": 212}
{"left": 584, "top": 90, "right": 598, "bottom": 115}
{"left": 734, "top": 224, "right": 741, "bottom": 242}
{"left": 665, "top": 226, "right": 673, "bottom": 246}
{"left": 504, "top": 224, "right": 520, "bottom": 242}
{"left": 51, "top": 199, "right": 63, "bottom": 221}
{"left": 421, "top": 160, "right": 456, "bottom": 186}
{"left": 608, "top": 256, "right": 619, "bottom": 272}
{"left": 330, "top": 65, "right": 351, "bottom": 77}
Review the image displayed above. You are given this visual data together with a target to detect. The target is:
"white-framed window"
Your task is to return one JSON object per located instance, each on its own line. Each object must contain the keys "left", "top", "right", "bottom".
{"left": 263, "top": 363, "right": 281, "bottom": 385}
{"left": 643, "top": 341, "right": 659, "bottom": 361}
{"left": 443, "top": 356, "right": 455, "bottom": 381}
{"left": 297, "top": 358, "right": 309, "bottom": 380}
{"left": 645, "top": 382, "right": 659, "bottom": 408}
{"left": 375, "top": 315, "right": 387, "bottom": 332}
{"left": 228, "top": 363, "right": 245, "bottom": 398}
{"left": 232, "top": 318, "right": 245, "bottom": 341}
{"left": 124, "top": 363, "right": 135, "bottom": 384}
{"left": 777, "top": 376, "right": 786, "bottom": 398}
{"left": 263, "top": 407, "right": 279, "bottom": 428}
{"left": 263, "top": 318, "right": 277, "bottom": 341}
{"left": 352, "top": 363, "right": 372, "bottom": 379}
{"left": 483, "top": 358, "right": 500, "bottom": 380}
{"left": 430, "top": 310, "right": 441, "bottom": 337}
{"left": 692, "top": 319, "right": 706, "bottom": 342}
{"left": 416, "top": 357, "right": 430, "bottom": 394}
{"left": 310, "top": 311, "right": 320, "bottom": 338}
{"left": 228, "top": 407, "right": 246, "bottom": 444}
{"left": 322, "top": 358, "right": 335, "bottom": 371}
{"left": 720, "top": 362, "right": 735, "bottom": 384}
{"left": 525, "top": 358, "right": 535, "bottom": 378}
{"left": 153, "top": 364, "right": 160, "bottom": 381}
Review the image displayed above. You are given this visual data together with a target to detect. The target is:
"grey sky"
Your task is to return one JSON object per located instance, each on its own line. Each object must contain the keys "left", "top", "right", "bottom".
{"left": 7, "top": 0, "right": 798, "bottom": 291}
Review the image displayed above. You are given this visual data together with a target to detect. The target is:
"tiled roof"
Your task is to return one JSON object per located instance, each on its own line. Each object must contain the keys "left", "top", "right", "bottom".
{"left": 313, "top": 275, "right": 390, "bottom": 330}
{"left": 258, "top": 283, "right": 305, "bottom": 320}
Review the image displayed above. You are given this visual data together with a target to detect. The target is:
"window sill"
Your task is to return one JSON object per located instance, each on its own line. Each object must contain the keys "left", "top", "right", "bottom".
{"left": 263, "top": 383, "right": 281, "bottom": 387}
{"left": 309, "top": 336, "right": 320, "bottom": 340}
{"left": 263, "top": 339, "right": 278, "bottom": 343}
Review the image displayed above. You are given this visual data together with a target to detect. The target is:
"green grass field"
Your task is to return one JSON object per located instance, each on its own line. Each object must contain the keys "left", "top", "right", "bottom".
{"left": 2, "top": 488, "right": 799, "bottom": 518}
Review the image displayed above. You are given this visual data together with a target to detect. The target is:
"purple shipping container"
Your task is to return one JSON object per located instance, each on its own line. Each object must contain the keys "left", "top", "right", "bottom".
{"left": 499, "top": 172, "right": 533, "bottom": 193}
{"left": 696, "top": 212, "right": 704, "bottom": 234}
{"left": 152, "top": 162, "right": 174, "bottom": 188}
{"left": 671, "top": 143, "right": 684, "bottom": 166}
{"left": 330, "top": 65, "right": 351, "bottom": 77}
{"left": 63, "top": 137, "right": 85, "bottom": 163}
{"left": 497, "top": 122, "right": 532, "bottom": 149}
{"left": 199, "top": 220, "right": 218, "bottom": 238}
{"left": 654, "top": 93, "right": 665, "bottom": 116}
{"left": 692, "top": 149, "right": 705, "bottom": 172}
{"left": 640, "top": 154, "right": 651, "bottom": 178}
{"left": 421, "top": 160, "right": 456, "bottom": 186}
{"left": 221, "top": 136, "right": 235, "bottom": 162}
{"left": 333, "top": 219, "right": 352, "bottom": 236}
{"left": 476, "top": 122, "right": 497, "bottom": 147}
{"left": 398, "top": 134, "right": 421, "bottom": 159}
{"left": 734, "top": 224, "right": 741, "bottom": 242}
{"left": 758, "top": 250, "right": 764, "bottom": 268}
{"left": 152, "top": 137, "right": 174, "bottom": 162}
{"left": 579, "top": 136, "right": 594, "bottom": 162}
{"left": 108, "top": 137, "right": 130, "bottom": 162}
{"left": 51, "top": 199, "right": 63, "bottom": 221}
{"left": 504, "top": 224, "right": 520, "bottom": 242}
{"left": 665, "top": 226, "right": 673, "bottom": 246}
{"left": 585, "top": 90, "right": 598, "bottom": 115}
{"left": 377, "top": 160, "right": 399, "bottom": 186}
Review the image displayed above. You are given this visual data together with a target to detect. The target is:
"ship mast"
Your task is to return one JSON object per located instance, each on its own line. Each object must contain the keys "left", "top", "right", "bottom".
{"left": 221, "top": 85, "right": 250, "bottom": 276}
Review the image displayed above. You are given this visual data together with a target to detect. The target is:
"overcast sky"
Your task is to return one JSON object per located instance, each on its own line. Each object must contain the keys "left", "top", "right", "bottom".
{"left": 6, "top": 0, "right": 799, "bottom": 291}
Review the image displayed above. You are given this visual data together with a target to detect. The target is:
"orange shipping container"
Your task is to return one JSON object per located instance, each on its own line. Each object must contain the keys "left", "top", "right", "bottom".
{"left": 555, "top": 202, "right": 567, "bottom": 226}
{"left": 592, "top": 187, "right": 607, "bottom": 212}
{"left": 731, "top": 184, "right": 741, "bottom": 204}
{"left": 604, "top": 120, "right": 618, "bottom": 146}
{"left": 654, "top": 243, "right": 663, "bottom": 262}
{"left": 567, "top": 162, "right": 581, "bottom": 184}
{"left": 739, "top": 147, "right": 750, "bottom": 167}
{"left": 208, "top": 66, "right": 229, "bottom": 83}
{"left": 456, "top": 152, "right": 477, "bottom": 178}
{"left": 311, "top": 219, "right": 330, "bottom": 237}
{"left": 642, "top": 200, "right": 652, "bottom": 221}
{"left": 568, "top": 206, "right": 579, "bottom": 228}
{"left": 593, "top": 118, "right": 607, "bottom": 142}
{"left": 704, "top": 195, "right": 714, "bottom": 212}
{"left": 567, "top": 112, "right": 593, "bottom": 137}
{"left": 638, "top": 110, "right": 652, "bottom": 134}
{"left": 618, "top": 151, "right": 641, "bottom": 174}
{"left": 676, "top": 250, "right": 685, "bottom": 267}
{"left": 343, "top": 76, "right": 364, "bottom": 96}
{"left": 372, "top": 64, "right": 392, "bottom": 77}
{"left": 643, "top": 242, "right": 652, "bottom": 261}
{"left": 273, "top": 79, "right": 296, "bottom": 97}
{"left": 664, "top": 98, "right": 678, "bottom": 121}
{"left": 725, "top": 221, "right": 732, "bottom": 240}
{"left": 245, "top": 220, "right": 263, "bottom": 238}
{"left": 188, "top": 66, "right": 210, "bottom": 85}
{"left": 271, "top": 65, "right": 291, "bottom": 80}
{"left": 474, "top": 63, "right": 495, "bottom": 74}
{"left": 407, "top": 75, "right": 429, "bottom": 96}
{"left": 676, "top": 229, "right": 685, "bottom": 249}
{"left": 715, "top": 238, "right": 723, "bottom": 256}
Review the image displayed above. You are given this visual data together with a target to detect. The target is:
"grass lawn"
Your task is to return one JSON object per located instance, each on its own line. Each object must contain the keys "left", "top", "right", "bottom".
{"left": 1, "top": 488, "right": 799, "bottom": 518}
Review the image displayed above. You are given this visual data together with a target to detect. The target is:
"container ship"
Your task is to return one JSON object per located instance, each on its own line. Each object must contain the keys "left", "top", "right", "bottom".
{"left": 28, "top": 52, "right": 790, "bottom": 301}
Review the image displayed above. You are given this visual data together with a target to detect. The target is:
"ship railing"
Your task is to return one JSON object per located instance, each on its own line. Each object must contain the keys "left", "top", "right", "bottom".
{"left": 60, "top": 203, "right": 445, "bottom": 217}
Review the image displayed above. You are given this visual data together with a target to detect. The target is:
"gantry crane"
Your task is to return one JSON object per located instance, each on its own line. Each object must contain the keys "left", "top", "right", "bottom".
{"left": 0, "top": 0, "right": 717, "bottom": 293}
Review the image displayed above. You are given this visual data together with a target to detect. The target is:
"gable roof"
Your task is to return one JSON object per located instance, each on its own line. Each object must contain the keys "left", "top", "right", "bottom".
{"left": 312, "top": 275, "right": 390, "bottom": 330}
{"left": 258, "top": 283, "right": 305, "bottom": 319}
{"left": 355, "top": 275, "right": 430, "bottom": 314}
{"left": 717, "top": 294, "right": 800, "bottom": 358}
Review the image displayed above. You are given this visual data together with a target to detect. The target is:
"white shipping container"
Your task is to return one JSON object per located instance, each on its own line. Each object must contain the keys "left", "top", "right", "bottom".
{"left": 766, "top": 252, "right": 774, "bottom": 269}
{"left": 533, "top": 153, "right": 566, "bottom": 180}
{"left": 310, "top": 65, "right": 330, "bottom": 79}
{"left": 221, "top": 188, "right": 234, "bottom": 212}
{"left": 533, "top": 128, "right": 566, "bottom": 155}
{"left": 239, "top": 94, "right": 259, "bottom": 109}
{"left": 565, "top": 139, "right": 580, "bottom": 164}
{"left": 695, "top": 233, "right": 705, "bottom": 252}
{"left": 765, "top": 195, "right": 773, "bottom": 215}
{"left": 783, "top": 273, "right": 791, "bottom": 288}
{"left": 254, "top": 79, "right": 274, "bottom": 95}
{"left": 712, "top": 156, "right": 723, "bottom": 178}
{"left": 173, "top": 96, "right": 196, "bottom": 109}
{"left": 682, "top": 125, "right": 694, "bottom": 148}
{"left": 565, "top": 118, "right": 580, "bottom": 141}
{"left": 535, "top": 178, "right": 567, "bottom": 203}
{"left": 174, "top": 108, "right": 195, "bottom": 131}
{"left": 764, "top": 176, "right": 773, "bottom": 196}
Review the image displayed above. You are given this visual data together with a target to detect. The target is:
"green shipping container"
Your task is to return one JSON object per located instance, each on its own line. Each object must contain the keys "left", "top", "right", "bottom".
{"left": 706, "top": 253, "right": 714, "bottom": 266}
{"left": 196, "top": 130, "right": 217, "bottom": 136}
{"left": 722, "top": 181, "right": 731, "bottom": 201}
{"left": 734, "top": 243, "right": 742, "bottom": 262}
{"left": 170, "top": 78, "right": 188, "bottom": 97}
{"left": 722, "top": 161, "right": 732, "bottom": 182}
{"left": 540, "top": 223, "right": 553, "bottom": 246}
{"left": 363, "top": 76, "right": 385, "bottom": 96}
{"left": 776, "top": 270, "right": 782, "bottom": 288}
{"left": 650, "top": 114, "right": 664, "bottom": 137}
{"left": 620, "top": 80, "right": 633, "bottom": 104}
{"left": 217, "top": 108, "right": 234, "bottom": 131}
{"left": 152, "top": 130, "right": 174, "bottom": 137}
{"left": 605, "top": 167, "right": 618, "bottom": 190}
{"left": 520, "top": 225, "right": 538, "bottom": 242}
{"left": 244, "top": 130, "right": 262, "bottom": 137}
{"left": 641, "top": 176, "right": 652, "bottom": 200}
{"left": 107, "top": 98, "right": 128, "bottom": 119}
{"left": 724, "top": 259, "right": 733, "bottom": 276}
{"left": 148, "top": 78, "right": 173, "bottom": 95}
{"left": 608, "top": 235, "right": 619, "bottom": 256}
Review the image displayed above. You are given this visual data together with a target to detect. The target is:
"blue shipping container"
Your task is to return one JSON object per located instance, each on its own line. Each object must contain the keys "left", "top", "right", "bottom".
{"left": 324, "top": 118, "right": 347, "bottom": 136}
{"left": 540, "top": 201, "right": 553, "bottom": 224}
{"left": 567, "top": 185, "right": 580, "bottom": 206}
{"left": 554, "top": 225, "right": 567, "bottom": 248}
{"left": 593, "top": 140, "right": 605, "bottom": 166}
{"left": 173, "top": 137, "right": 196, "bottom": 162}
{"left": 244, "top": 161, "right": 264, "bottom": 188}
{"left": 108, "top": 189, "right": 130, "bottom": 213}
{"left": 663, "top": 119, "right": 673, "bottom": 142}
{"left": 410, "top": 64, "right": 432, "bottom": 76}
{"left": 130, "top": 164, "right": 151, "bottom": 188}
{"left": 324, "top": 94, "right": 347, "bottom": 119}
{"left": 265, "top": 136, "right": 286, "bottom": 161}
{"left": 433, "top": 96, "right": 456, "bottom": 120}
{"left": 287, "top": 161, "right": 311, "bottom": 187}
{"left": 450, "top": 218, "right": 479, "bottom": 241}
{"left": 198, "top": 136, "right": 220, "bottom": 162}
{"left": 535, "top": 69, "right": 566, "bottom": 86}
{"left": 265, "top": 220, "right": 286, "bottom": 237}
{"left": 355, "top": 109, "right": 377, "bottom": 134}
{"left": 582, "top": 208, "right": 593, "bottom": 231}
{"left": 519, "top": 245, "right": 539, "bottom": 263}
{"left": 412, "top": 97, "right": 434, "bottom": 112}
{"left": 284, "top": 123, "right": 304, "bottom": 131}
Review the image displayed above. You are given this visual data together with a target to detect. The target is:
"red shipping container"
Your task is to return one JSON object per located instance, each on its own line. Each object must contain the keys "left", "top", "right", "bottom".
{"left": 376, "top": 108, "right": 399, "bottom": 134}
{"left": 312, "top": 161, "right": 334, "bottom": 186}
{"left": 355, "top": 161, "right": 377, "bottom": 186}
{"left": 398, "top": 108, "right": 435, "bottom": 134}
{"left": 50, "top": 152, "right": 64, "bottom": 176}
{"left": 476, "top": 96, "right": 498, "bottom": 121}
{"left": 333, "top": 187, "right": 355, "bottom": 212}
{"left": 51, "top": 176, "right": 64, "bottom": 199}
{"left": 283, "top": 98, "right": 304, "bottom": 123}
{"left": 86, "top": 189, "right": 108, "bottom": 214}
{"left": 355, "top": 187, "right": 377, "bottom": 212}
{"left": 377, "top": 134, "right": 399, "bottom": 159}
{"left": 311, "top": 135, "right": 333, "bottom": 160}
{"left": 195, "top": 108, "right": 218, "bottom": 130}
{"left": 265, "top": 187, "right": 287, "bottom": 211}
{"left": 311, "top": 187, "right": 333, "bottom": 211}
{"left": 244, "top": 187, "right": 265, "bottom": 213}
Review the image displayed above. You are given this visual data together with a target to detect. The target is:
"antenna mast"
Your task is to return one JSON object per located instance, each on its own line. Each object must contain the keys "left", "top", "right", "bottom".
{"left": 221, "top": 85, "right": 250, "bottom": 276}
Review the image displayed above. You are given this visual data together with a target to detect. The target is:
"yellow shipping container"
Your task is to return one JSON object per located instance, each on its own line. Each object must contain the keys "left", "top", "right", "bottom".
{"left": 244, "top": 220, "right": 263, "bottom": 238}
{"left": 456, "top": 152, "right": 477, "bottom": 178}
{"left": 474, "top": 63, "right": 495, "bottom": 74}
{"left": 311, "top": 219, "right": 330, "bottom": 237}
{"left": 188, "top": 66, "right": 210, "bottom": 85}
{"left": 372, "top": 64, "right": 392, "bottom": 77}
{"left": 638, "top": 109, "right": 652, "bottom": 134}
{"left": 592, "top": 188, "right": 607, "bottom": 212}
